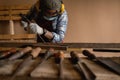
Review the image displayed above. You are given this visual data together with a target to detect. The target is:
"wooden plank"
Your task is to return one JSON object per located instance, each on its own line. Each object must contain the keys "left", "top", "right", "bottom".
{"left": 0, "top": 60, "right": 23, "bottom": 76}
{"left": 0, "top": 9, "right": 29, "bottom": 20}
{"left": 0, "top": 40, "right": 37, "bottom": 43}
{"left": 0, "top": 5, "right": 32, "bottom": 10}
{"left": 0, "top": 10, "right": 29, "bottom": 15}
{"left": 1, "top": 43, "right": 120, "bottom": 49}
{"left": 0, "top": 11, "right": 8, "bottom": 15}
{"left": 11, "top": 10, "right": 29, "bottom": 14}
{"left": 61, "top": 43, "right": 120, "bottom": 48}
{"left": 0, "top": 0, "right": 37, "bottom": 7}
{"left": 0, "top": 16, "right": 21, "bottom": 20}
{"left": 0, "top": 34, "right": 36, "bottom": 40}
{"left": 0, "top": 43, "right": 67, "bottom": 50}
{"left": 0, "top": 2, "right": 34, "bottom": 21}
{"left": 31, "top": 58, "right": 82, "bottom": 80}
{"left": 0, "top": 58, "right": 119, "bottom": 80}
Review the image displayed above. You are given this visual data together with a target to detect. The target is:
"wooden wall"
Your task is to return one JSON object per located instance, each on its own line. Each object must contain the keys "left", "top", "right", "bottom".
{"left": 63, "top": 0, "right": 120, "bottom": 43}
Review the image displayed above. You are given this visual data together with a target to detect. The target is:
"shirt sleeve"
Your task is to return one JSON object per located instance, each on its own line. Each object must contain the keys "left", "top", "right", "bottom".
{"left": 52, "top": 10, "right": 68, "bottom": 43}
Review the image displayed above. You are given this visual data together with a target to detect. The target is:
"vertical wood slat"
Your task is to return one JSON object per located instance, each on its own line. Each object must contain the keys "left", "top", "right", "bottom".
{"left": 9, "top": 20, "right": 15, "bottom": 35}
{"left": 9, "top": 8, "right": 15, "bottom": 37}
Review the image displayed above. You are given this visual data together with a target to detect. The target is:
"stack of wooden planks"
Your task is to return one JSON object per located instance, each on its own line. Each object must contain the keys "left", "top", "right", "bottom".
{"left": 0, "top": 0, "right": 38, "bottom": 43}
{"left": 0, "top": 0, "right": 37, "bottom": 20}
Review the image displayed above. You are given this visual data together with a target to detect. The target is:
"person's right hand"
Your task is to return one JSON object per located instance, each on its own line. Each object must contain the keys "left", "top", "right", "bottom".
{"left": 29, "top": 23, "right": 44, "bottom": 35}
{"left": 21, "top": 21, "right": 28, "bottom": 31}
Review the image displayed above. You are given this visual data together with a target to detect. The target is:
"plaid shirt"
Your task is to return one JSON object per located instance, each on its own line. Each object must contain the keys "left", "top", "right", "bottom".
{"left": 51, "top": 10, "right": 68, "bottom": 43}
{"left": 25, "top": 6, "right": 68, "bottom": 43}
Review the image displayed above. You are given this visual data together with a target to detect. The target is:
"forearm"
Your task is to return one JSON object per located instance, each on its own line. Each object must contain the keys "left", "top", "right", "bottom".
{"left": 41, "top": 29, "right": 64, "bottom": 43}
{"left": 51, "top": 31, "right": 65, "bottom": 43}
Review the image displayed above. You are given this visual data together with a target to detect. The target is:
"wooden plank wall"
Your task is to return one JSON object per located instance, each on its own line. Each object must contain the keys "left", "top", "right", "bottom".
{"left": 0, "top": 5, "right": 31, "bottom": 20}
{"left": 0, "top": 0, "right": 38, "bottom": 43}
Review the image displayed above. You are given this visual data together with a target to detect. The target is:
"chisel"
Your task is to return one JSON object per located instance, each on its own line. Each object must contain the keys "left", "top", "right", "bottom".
{"left": 70, "top": 51, "right": 96, "bottom": 80}
{"left": 93, "top": 48, "right": 120, "bottom": 52}
{"left": 0, "top": 46, "right": 32, "bottom": 66}
{"left": 0, "top": 48, "right": 17, "bottom": 59}
{"left": 82, "top": 50, "right": 120, "bottom": 75}
{"left": 54, "top": 51, "right": 64, "bottom": 80}
{"left": 39, "top": 48, "right": 54, "bottom": 65}
{"left": 10, "top": 47, "right": 42, "bottom": 80}
{"left": 8, "top": 46, "right": 32, "bottom": 60}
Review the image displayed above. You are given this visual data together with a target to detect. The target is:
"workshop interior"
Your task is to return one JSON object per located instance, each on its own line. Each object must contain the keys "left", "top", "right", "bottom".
{"left": 0, "top": 0, "right": 120, "bottom": 80}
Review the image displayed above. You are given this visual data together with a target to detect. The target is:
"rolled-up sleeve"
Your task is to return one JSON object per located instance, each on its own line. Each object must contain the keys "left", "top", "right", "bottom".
{"left": 52, "top": 10, "right": 68, "bottom": 43}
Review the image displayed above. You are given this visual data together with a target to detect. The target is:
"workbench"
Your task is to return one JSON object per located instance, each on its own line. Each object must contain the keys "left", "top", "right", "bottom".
{"left": 0, "top": 43, "right": 120, "bottom": 80}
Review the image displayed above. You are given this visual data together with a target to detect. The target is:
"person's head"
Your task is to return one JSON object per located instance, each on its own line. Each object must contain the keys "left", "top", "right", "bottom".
{"left": 41, "top": 0, "right": 63, "bottom": 20}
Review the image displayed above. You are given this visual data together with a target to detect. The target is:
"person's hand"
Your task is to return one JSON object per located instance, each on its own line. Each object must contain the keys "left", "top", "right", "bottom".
{"left": 29, "top": 23, "right": 43, "bottom": 35}
{"left": 21, "top": 21, "right": 28, "bottom": 31}
{"left": 21, "top": 21, "right": 28, "bottom": 28}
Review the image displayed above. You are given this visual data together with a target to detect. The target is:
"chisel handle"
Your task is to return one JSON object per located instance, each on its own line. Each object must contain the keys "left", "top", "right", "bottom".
{"left": 7, "top": 48, "right": 17, "bottom": 53}
{"left": 8, "top": 46, "right": 32, "bottom": 60}
{"left": 21, "top": 46, "right": 32, "bottom": 53}
{"left": 70, "top": 51, "right": 80, "bottom": 64}
{"left": 31, "top": 47, "right": 42, "bottom": 59}
{"left": 54, "top": 51, "right": 64, "bottom": 64}
{"left": 0, "top": 48, "right": 17, "bottom": 59}
{"left": 54, "top": 51, "right": 64, "bottom": 80}
{"left": 82, "top": 50, "right": 96, "bottom": 60}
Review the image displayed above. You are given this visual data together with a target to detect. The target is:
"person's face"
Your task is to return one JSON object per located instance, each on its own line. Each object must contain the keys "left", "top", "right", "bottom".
{"left": 44, "top": 10, "right": 59, "bottom": 17}
{"left": 43, "top": 10, "right": 59, "bottom": 21}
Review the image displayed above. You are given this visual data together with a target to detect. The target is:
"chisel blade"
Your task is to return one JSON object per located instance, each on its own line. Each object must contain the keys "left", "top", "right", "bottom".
{"left": 97, "top": 57, "right": 120, "bottom": 75}
{"left": 82, "top": 50, "right": 120, "bottom": 75}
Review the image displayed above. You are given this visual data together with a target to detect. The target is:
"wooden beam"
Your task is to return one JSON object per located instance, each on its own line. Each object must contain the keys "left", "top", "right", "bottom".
{"left": 0, "top": 5, "right": 31, "bottom": 10}
{"left": 0, "top": 5, "right": 31, "bottom": 20}
{"left": 0, "top": 16, "right": 21, "bottom": 20}
{"left": 0, "top": 34, "right": 36, "bottom": 40}
{"left": 0, "top": 9, "right": 29, "bottom": 20}
{"left": 0, "top": 43, "right": 67, "bottom": 50}
{"left": 0, "top": 10, "right": 29, "bottom": 15}
{"left": 0, "top": 40, "right": 36, "bottom": 43}
{"left": 0, "top": 43, "right": 120, "bottom": 49}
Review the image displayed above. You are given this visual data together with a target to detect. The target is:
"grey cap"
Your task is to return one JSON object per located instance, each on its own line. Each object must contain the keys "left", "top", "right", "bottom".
{"left": 41, "top": 0, "right": 61, "bottom": 12}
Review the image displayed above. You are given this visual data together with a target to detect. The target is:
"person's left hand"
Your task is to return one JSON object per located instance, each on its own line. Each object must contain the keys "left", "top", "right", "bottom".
{"left": 29, "top": 23, "right": 43, "bottom": 35}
